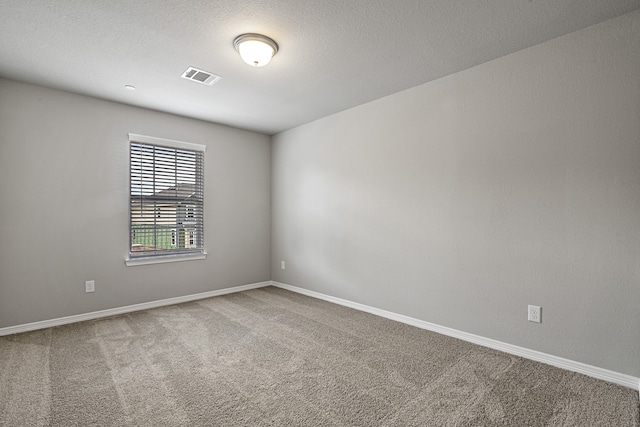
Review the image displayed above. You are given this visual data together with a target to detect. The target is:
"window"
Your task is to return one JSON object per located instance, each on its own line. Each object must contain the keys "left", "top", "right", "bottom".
{"left": 186, "top": 205, "right": 195, "bottom": 219}
{"left": 128, "top": 134, "right": 205, "bottom": 265}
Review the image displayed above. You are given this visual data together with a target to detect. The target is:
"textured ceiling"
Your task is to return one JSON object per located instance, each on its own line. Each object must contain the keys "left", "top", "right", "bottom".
{"left": 1, "top": 0, "right": 638, "bottom": 135}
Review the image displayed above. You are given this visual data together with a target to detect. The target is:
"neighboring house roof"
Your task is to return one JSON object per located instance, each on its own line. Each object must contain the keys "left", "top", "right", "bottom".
{"left": 155, "top": 183, "right": 197, "bottom": 199}
{"left": 132, "top": 183, "right": 198, "bottom": 202}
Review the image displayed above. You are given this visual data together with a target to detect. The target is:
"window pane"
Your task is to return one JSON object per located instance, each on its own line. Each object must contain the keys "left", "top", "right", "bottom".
{"left": 130, "top": 139, "right": 204, "bottom": 258}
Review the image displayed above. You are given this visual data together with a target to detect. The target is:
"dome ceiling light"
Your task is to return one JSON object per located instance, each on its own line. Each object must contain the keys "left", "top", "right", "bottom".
{"left": 233, "top": 33, "right": 279, "bottom": 67}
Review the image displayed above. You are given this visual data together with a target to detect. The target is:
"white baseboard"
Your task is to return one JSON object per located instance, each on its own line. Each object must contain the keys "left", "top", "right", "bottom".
{"left": 271, "top": 281, "right": 640, "bottom": 392}
{"left": 3, "top": 279, "right": 637, "bottom": 393}
{"left": 0, "top": 281, "right": 272, "bottom": 337}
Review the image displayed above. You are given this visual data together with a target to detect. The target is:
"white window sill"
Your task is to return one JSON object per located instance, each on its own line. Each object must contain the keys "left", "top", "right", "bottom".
{"left": 125, "top": 252, "right": 207, "bottom": 267}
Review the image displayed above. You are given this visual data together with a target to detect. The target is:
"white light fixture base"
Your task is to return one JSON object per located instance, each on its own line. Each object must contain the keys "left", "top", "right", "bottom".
{"left": 233, "top": 33, "right": 279, "bottom": 67}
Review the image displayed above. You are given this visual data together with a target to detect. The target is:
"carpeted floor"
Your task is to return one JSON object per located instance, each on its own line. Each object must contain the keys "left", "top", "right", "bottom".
{"left": 0, "top": 286, "right": 638, "bottom": 426}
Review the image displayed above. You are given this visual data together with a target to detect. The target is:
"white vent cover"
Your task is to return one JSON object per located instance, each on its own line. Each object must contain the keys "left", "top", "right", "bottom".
{"left": 181, "top": 67, "right": 221, "bottom": 86}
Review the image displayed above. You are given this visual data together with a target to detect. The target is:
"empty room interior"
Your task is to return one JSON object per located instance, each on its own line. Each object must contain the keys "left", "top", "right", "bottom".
{"left": 1, "top": 1, "right": 639, "bottom": 425}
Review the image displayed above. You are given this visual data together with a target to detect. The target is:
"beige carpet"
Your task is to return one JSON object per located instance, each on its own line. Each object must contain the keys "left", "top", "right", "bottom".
{"left": 0, "top": 286, "right": 638, "bottom": 426}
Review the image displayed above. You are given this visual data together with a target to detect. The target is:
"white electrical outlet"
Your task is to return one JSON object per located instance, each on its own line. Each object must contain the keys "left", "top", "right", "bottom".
{"left": 528, "top": 305, "right": 541, "bottom": 323}
{"left": 85, "top": 280, "right": 95, "bottom": 293}
{"left": 281, "top": 261, "right": 286, "bottom": 270}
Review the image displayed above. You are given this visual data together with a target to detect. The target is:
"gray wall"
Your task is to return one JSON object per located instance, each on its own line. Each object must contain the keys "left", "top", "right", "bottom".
{"left": 272, "top": 12, "right": 640, "bottom": 376}
{"left": 0, "top": 79, "right": 271, "bottom": 328}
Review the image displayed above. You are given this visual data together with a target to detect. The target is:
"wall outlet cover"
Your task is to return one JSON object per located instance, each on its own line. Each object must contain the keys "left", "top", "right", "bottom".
{"left": 528, "top": 305, "right": 541, "bottom": 323}
{"left": 85, "top": 280, "right": 95, "bottom": 293}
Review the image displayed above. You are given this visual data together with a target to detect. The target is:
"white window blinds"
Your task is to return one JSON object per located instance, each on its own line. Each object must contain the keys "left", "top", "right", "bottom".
{"left": 129, "top": 134, "right": 205, "bottom": 259}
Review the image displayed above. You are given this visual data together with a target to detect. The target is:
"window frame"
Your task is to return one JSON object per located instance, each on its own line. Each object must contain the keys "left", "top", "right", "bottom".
{"left": 125, "top": 133, "right": 206, "bottom": 266}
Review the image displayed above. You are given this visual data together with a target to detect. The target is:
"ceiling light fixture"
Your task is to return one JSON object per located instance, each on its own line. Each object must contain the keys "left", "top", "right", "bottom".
{"left": 233, "top": 33, "right": 278, "bottom": 67}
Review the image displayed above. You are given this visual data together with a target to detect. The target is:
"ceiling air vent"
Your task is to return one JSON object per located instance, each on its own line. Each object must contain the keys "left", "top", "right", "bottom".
{"left": 181, "top": 66, "right": 221, "bottom": 86}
